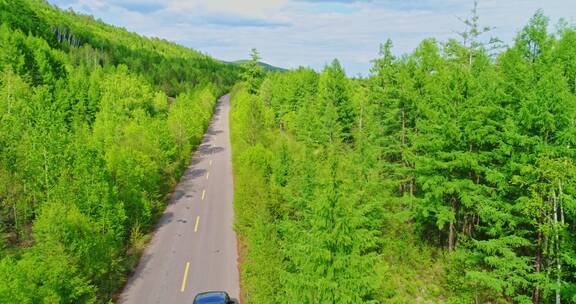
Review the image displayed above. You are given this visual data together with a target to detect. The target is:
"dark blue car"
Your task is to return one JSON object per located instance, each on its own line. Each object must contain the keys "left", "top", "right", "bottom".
{"left": 193, "top": 291, "right": 234, "bottom": 304}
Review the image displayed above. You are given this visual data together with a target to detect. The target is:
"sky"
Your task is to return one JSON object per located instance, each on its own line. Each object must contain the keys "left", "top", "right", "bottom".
{"left": 46, "top": 0, "right": 576, "bottom": 76}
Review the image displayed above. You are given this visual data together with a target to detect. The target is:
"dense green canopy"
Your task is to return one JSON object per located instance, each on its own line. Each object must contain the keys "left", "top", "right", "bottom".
{"left": 0, "top": 0, "right": 238, "bottom": 302}
{"left": 231, "top": 11, "right": 576, "bottom": 303}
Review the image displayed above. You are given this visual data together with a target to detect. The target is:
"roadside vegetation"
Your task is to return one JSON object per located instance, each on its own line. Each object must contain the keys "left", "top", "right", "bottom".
{"left": 0, "top": 0, "right": 238, "bottom": 302}
{"left": 231, "top": 10, "right": 576, "bottom": 303}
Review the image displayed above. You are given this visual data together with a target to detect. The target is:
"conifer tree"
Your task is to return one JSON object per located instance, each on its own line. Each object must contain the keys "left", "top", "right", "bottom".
{"left": 242, "top": 48, "right": 265, "bottom": 95}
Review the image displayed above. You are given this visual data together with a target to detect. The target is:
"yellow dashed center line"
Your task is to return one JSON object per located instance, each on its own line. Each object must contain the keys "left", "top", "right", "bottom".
{"left": 180, "top": 262, "right": 190, "bottom": 292}
{"left": 209, "top": 160, "right": 213, "bottom": 167}
{"left": 194, "top": 216, "right": 200, "bottom": 232}
{"left": 206, "top": 171, "right": 210, "bottom": 179}
{"left": 201, "top": 189, "right": 206, "bottom": 200}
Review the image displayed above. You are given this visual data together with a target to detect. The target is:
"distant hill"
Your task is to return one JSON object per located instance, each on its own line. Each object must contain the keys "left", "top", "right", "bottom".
{"left": 0, "top": 0, "right": 240, "bottom": 96}
{"left": 230, "top": 60, "right": 287, "bottom": 72}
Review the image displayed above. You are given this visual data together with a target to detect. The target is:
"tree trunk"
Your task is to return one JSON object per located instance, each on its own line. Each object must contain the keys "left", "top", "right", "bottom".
{"left": 13, "top": 202, "right": 18, "bottom": 237}
{"left": 43, "top": 147, "right": 50, "bottom": 202}
{"left": 359, "top": 100, "right": 364, "bottom": 132}
{"left": 448, "top": 196, "right": 457, "bottom": 252}
{"left": 448, "top": 220, "right": 455, "bottom": 252}
{"left": 553, "top": 189, "right": 561, "bottom": 304}
{"left": 559, "top": 180, "right": 564, "bottom": 225}
{"left": 401, "top": 104, "right": 406, "bottom": 146}
{"left": 532, "top": 229, "right": 542, "bottom": 304}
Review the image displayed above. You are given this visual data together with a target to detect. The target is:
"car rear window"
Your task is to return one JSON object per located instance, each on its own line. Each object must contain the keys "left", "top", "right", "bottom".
{"left": 195, "top": 293, "right": 226, "bottom": 303}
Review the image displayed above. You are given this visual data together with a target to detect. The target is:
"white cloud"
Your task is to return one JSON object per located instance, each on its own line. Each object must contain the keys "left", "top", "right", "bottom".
{"left": 163, "top": 0, "right": 289, "bottom": 17}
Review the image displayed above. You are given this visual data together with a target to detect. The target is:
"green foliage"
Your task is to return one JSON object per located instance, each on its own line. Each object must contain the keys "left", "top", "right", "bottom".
{"left": 370, "top": 11, "right": 576, "bottom": 303}
{"left": 0, "top": 1, "right": 231, "bottom": 302}
{"left": 232, "top": 10, "right": 576, "bottom": 304}
{"left": 0, "top": 244, "right": 96, "bottom": 304}
{"left": 232, "top": 62, "right": 382, "bottom": 302}
{"left": 241, "top": 48, "right": 265, "bottom": 94}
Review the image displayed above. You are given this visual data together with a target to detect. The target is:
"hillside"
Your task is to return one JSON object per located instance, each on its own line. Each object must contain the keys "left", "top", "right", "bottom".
{"left": 0, "top": 0, "right": 239, "bottom": 302}
{"left": 1, "top": 0, "right": 239, "bottom": 95}
{"left": 230, "top": 60, "right": 287, "bottom": 72}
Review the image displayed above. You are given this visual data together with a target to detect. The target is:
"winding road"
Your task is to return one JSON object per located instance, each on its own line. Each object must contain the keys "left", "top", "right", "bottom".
{"left": 118, "top": 94, "right": 240, "bottom": 304}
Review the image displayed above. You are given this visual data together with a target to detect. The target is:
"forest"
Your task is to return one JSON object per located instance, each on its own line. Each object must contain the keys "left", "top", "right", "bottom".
{"left": 231, "top": 10, "right": 576, "bottom": 304}
{"left": 2, "top": 0, "right": 576, "bottom": 303}
{"left": 0, "top": 0, "right": 238, "bottom": 302}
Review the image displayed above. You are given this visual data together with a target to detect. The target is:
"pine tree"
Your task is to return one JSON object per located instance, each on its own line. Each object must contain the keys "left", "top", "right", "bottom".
{"left": 242, "top": 48, "right": 265, "bottom": 95}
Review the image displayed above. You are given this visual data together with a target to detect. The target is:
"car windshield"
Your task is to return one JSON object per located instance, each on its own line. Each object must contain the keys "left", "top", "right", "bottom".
{"left": 195, "top": 292, "right": 226, "bottom": 304}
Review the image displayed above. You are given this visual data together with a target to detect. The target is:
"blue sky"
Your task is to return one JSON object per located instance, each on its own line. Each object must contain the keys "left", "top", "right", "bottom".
{"left": 47, "top": 0, "right": 576, "bottom": 75}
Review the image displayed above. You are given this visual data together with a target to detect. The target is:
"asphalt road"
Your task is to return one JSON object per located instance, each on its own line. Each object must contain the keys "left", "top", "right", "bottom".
{"left": 118, "top": 94, "right": 240, "bottom": 304}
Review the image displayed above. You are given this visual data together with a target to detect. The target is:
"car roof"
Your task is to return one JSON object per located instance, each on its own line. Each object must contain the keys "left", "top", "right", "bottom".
{"left": 194, "top": 291, "right": 228, "bottom": 303}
